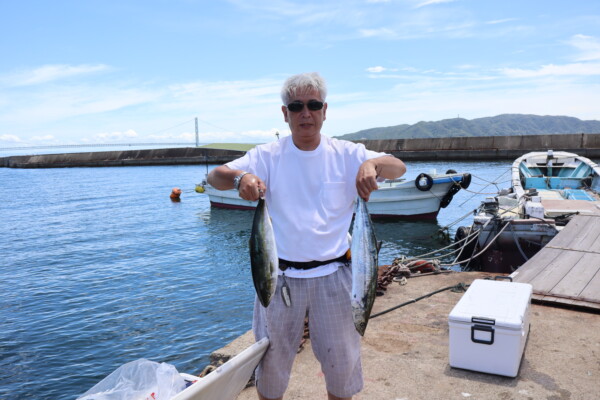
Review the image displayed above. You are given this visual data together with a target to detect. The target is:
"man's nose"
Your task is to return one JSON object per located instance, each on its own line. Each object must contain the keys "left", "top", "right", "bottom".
{"left": 299, "top": 105, "right": 311, "bottom": 116}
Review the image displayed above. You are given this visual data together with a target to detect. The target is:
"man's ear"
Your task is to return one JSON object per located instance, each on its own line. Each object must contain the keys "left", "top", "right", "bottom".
{"left": 281, "top": 105, "right": 288, "bottom": 122}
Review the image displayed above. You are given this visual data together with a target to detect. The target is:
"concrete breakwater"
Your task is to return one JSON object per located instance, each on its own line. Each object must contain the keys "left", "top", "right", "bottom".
{"left": 1, "top": 133, "right": 599, "bottom": 168}
{"left": 358, "top": 132, "right": 600, "bottom": 160}
{"left": 0, "top": 147, "right": 247, "bottom": 168}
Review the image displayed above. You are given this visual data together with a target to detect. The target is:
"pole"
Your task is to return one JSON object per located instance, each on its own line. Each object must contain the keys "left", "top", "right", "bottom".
{"left": 195, "top": 117, "right": 199, "bottom": 147}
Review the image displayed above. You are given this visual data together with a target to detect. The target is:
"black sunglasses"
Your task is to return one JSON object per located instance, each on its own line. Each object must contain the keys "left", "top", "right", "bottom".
{"left": 286, "top": 100, "right": 324, "bottom": 112}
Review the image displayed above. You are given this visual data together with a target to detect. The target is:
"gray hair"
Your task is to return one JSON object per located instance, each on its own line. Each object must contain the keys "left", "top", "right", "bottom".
{"left": 280, "top": 72, "right": 327, "bottom": 105}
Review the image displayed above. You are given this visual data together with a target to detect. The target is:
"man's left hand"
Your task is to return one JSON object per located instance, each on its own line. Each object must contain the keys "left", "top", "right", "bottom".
{"left": 356, "top": 160, "right": 379, "bottom": 201}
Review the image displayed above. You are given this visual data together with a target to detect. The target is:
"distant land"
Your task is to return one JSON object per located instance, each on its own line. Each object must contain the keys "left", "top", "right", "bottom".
{"left": 335, "top": 114, "right": 600, "bottom": 140}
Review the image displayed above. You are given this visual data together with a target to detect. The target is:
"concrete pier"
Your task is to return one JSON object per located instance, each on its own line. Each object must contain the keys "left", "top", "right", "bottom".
{"left": 205, "top": 271, "right": 600, "bottom": 400}
{"left": 1, "top": 133, "right": 599, "bottom": 168}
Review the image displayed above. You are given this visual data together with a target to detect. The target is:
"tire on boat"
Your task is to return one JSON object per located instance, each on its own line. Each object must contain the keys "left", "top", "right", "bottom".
{"left": 415, "top": 173, "right": 434, "bottom": 191}
{"left": 454, "top": 226, "right": 479, "bottom": 269}
{"left": 446, "top": 169, "right": 457, "bottom": 174}
{"left": 460, "top": 173, "right": 471, "bottom": 189}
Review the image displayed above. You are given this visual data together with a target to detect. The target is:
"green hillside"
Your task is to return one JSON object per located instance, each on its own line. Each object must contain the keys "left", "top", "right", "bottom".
{"left": 335, "top": 114, "right": 600, "bottom": 140}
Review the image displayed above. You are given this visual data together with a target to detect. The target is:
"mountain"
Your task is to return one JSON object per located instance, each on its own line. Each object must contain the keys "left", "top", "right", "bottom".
{"left": 334, "top": 114, "right": 600, "bottom": 140}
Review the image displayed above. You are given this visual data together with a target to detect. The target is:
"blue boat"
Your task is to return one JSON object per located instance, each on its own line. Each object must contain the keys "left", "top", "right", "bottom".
{"left": 456, "top": 150, "right": 600, "bottom": 273}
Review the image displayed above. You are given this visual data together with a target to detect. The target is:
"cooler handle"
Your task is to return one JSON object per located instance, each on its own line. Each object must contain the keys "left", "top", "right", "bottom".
{"left": 471, "top": 324, "right": 495, "bottom": 345}
{"left": 494, "top": 275, "right": 513, "bottom": 282}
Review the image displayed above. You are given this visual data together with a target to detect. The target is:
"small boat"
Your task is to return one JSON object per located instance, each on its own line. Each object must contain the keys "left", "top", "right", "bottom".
{"left": 456, "top": 150, "right": 600, "bottom": 273}
{"left": 172, "top": 338, "right": 269, "bottom": 400}
{"left": 197, "top": 170, "right": 471, "bottom": 220}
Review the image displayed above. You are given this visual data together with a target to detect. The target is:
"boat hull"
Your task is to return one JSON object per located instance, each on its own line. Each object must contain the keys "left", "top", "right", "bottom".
{"left": 200, "top": 173, "right": 468, "bottom": 220}
{"left": 459, "top": 150, "right": 600, "bottom": 273}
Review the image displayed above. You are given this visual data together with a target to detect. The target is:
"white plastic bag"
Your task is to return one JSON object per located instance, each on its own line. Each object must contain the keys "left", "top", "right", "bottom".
{"left": 78, "top": 358, "right": 187, "bottom": 400}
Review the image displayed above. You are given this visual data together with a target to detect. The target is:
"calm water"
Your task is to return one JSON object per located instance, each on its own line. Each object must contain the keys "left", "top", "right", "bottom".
{"left": 0, "top": 160, "right": 512, "bottom": 399}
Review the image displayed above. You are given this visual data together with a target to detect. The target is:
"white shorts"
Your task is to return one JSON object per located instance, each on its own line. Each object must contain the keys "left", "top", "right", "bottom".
{"left": 252, "top": 266, "right": 363, "bottom": 399}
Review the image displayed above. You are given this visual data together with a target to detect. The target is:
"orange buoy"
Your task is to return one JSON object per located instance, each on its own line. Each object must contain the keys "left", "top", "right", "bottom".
{"left": 170, "top": 187, "right": 182, "bottom": 201}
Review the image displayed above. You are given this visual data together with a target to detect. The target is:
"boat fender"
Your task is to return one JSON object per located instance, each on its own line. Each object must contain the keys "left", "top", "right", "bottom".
{"left": 170, "top": 187, "right": 182, "bottom": 201}
{"left": 440, "top": 182, "right": 462, "bottom": 208}
{"left": 195, "top": 184, "right": 205, "bottom": 193}
{"left": 410, "top": 260, "right": 438, "bottom": 273}
{"left": 440, "top": 192, "right": 454, "bottom": 208}
{"left": 446, "top": 169, "right": 457, "bottom": 174}
{"left": 460, "top": 173, "right": 471, "bottom": 189}
{"left": 415, "top": 173, "right": 434, "bottom": 191}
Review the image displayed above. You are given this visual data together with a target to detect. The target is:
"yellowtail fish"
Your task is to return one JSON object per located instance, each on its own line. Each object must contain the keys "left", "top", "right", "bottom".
{"left": 249, "top": 198, "right": 278, "bottom": 307}
{"left": 350, "top": 196, "right": 379, "bottom": 336}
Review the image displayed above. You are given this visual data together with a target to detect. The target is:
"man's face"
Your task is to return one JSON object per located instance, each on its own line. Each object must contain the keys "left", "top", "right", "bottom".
{"left": 281, "top": 89, "right": 327, "bottom": 143}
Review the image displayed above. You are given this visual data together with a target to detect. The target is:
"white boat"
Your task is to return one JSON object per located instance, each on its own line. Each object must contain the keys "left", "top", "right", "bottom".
{"left": 173, "top": 338, "right": 269, "bottom": 400}
{"left": 456, "top": 150, "right": 600, "bottom": 273}
{"left": 196, "top": 170, "right": 471, "bottom": 220}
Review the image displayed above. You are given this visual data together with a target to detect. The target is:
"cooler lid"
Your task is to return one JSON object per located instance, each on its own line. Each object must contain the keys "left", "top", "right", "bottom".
{"left": 448, "top": 279, "right": 533, "bottom": 330}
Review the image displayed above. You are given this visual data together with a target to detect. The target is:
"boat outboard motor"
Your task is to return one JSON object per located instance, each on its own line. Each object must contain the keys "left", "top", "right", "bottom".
{"left": 546, "top": 149, "right": 555, "bottom": 176}
{"left": 482, "top": 197, "right": 499, "bottom": 215}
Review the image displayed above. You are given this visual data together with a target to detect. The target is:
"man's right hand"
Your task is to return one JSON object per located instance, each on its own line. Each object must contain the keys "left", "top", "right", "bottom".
{"left": 207, "top": 166, "right": 267, "bottom": 200}
{"left": 238, "top": 173, "right": 267, "bottom": 201}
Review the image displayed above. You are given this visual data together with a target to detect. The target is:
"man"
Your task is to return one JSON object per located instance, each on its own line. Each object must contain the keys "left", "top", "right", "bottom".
{"left": 207, "top": 72, "right": 406, "bottom": 400}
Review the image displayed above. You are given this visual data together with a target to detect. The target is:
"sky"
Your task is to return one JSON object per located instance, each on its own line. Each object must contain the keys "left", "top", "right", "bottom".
{"left": 1, "top": 0, "right": 600, "bottom": 148}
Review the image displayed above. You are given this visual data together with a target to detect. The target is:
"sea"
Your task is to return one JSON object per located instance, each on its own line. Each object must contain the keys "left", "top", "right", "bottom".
{"left": 1, "top": 155, "right": 517, "bottom": 400}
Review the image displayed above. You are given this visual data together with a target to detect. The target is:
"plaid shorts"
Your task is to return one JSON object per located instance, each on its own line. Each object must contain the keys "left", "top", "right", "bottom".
{"left": 252, "top": 265, "right": 363, "bottom": 398}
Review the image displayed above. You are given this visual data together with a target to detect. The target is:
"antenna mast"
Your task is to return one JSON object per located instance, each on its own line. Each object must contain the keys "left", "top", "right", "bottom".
{"left": 195, "top": 117, "right": 199, "bottom": 147}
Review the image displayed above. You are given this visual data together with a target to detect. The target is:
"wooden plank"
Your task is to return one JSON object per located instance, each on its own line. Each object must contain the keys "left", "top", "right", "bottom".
{"left": 576, "top": 217, "right": 600, "bottom": 251}
{"left": 545, "top": 215, "right": 591, "bottom": 249}
{"left": 578, "top": 253, "right": 600, "bottom": 303}
{"left": 515, "top": 248, "right": 581, "bottom": 291}
{"left": 549, "top": 252, "right": 600, "bottom": 300}
{"left": 512, "top": 248, "right": 559, "bottom": 283}
{"left": 512, "top": 214, "right": 600, "bottom": 311}
{"left": 530, "top": 250, "right": 584, "bottom": 294}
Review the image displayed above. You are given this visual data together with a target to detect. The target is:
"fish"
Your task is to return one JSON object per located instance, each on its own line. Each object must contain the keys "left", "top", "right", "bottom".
{"left": 350, "top": 196, "right": 379, "bottom": 336}
{"left": 249, "top": 197, "right": 278, "bottom": 307}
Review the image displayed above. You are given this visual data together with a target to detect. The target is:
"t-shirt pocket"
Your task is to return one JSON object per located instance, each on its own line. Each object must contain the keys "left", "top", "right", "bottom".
{"left": 321, "top": 182, "right": 349, "bottom": 212}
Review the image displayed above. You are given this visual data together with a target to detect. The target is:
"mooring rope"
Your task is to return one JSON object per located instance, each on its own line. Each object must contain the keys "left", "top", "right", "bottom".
{"left": 371, "top": 282, "right": 469, "bottom": 319}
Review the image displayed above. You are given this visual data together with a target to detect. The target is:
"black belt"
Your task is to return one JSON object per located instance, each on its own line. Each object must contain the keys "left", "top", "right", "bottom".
{"left": 279, "top": 253, "right": 349, "bottom": 271}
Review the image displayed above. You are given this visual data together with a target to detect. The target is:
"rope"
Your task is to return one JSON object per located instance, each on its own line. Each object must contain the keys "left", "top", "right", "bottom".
{"left": 371, "top": 282, "right": 469, "bottom": 319}
{"left": 455, "top": 220, "right": 512, "bottom": 267}
{"left": 459, "top": 168, "right": 511, "bottom": 207}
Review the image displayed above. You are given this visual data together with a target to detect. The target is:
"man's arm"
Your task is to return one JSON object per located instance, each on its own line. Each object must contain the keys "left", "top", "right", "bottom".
{"left": 207, "top": 165, "right": 240, "bottom": 190}
{"left": 356, "top": 156, "right": 406, "bottom": 201}
{"left": 207, "top": 166, "right": 266, "bottom": 201}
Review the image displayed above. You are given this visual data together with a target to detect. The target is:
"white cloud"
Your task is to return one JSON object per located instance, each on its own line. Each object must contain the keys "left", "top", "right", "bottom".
{"left": 93, "top": 129, "right": 139, "bottom": 143}
{"left": 486, "top": 18, "right": 518, "bottom": 25}
{"left": 567, "top": 34, "right": 600, "bottom": 61}
{"left": 366, "top": 66, "right": 398, "bottom": 73}
{"left": 414, "top": 0, "right": 455, "bottom": 9}
{"left": 4, "top": 64, "right": 110, "bottom": 86}
{"left": 0, "top": 85, "right": 163, "bottom": 124}
{"left": 0, "top": 134, "right": 22, "bottom": 143}
{"left": 30, "top": 135, "right": 56, "bottom": 142}
{"left": 359, "top": 27, "right": 397, "bottom": 39}
{"left": 148, "top": 132, "right": 195, "bottom": 141}
{"left": 500, "top": 63, "right": 600, "bottom": 78}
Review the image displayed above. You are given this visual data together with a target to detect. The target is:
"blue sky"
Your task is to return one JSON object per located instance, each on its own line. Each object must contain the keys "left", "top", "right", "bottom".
{"left": 1, "top": 0, "right": 600, "bottom": 147}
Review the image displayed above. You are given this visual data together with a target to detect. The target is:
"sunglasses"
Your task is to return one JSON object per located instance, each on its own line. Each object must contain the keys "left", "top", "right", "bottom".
{"left": 286, "top": 100, "right": 324, "bottom": 112}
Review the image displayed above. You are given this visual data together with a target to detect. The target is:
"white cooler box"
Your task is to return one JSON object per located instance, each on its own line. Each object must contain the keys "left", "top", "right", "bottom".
{"left": 448, "top": 279, "right": 532, "bottom": 377}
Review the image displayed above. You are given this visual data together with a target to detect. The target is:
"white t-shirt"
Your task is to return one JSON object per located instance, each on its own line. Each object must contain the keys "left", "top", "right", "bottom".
{"left": 226, "top": 134, "right": 389, "bottom": 278}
